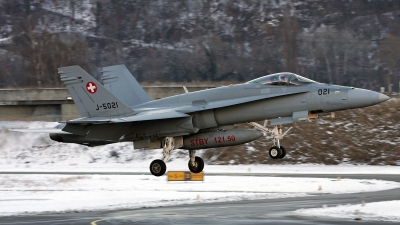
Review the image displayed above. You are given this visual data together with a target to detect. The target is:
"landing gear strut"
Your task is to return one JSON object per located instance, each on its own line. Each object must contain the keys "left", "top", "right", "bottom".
{"left": 162, "top": 137, "right": 175, "bottom": 162}
{"left": 149, "top": 137, "right": 175, "bottom": 176}
{"left": 248, "top": 122, "right": 292, "bottom": 159}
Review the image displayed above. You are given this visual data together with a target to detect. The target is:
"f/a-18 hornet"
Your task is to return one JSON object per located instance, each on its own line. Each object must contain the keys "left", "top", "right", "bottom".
{"left": 14, "top": 65, "right": 389, "bottom": 176}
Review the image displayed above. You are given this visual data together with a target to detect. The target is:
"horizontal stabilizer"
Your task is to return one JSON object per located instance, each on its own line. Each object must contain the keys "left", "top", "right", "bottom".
{"left": 62, "top": 123, "right": 131, "bottom": 141}
{"left": 11, "top": 128, "right": 71, "bottom": 134}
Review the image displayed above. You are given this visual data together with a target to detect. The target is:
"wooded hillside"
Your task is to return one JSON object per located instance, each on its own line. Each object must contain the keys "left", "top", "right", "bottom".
{"left": 0, "top": 0, "right": 400, "bottom": 92}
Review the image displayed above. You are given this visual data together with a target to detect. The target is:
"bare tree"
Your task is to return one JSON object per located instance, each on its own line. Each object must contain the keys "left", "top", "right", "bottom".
{"left": 281, "top": 4, "right": 298, "bottom": 73}
{"left": 376, "top": 35, "right": 400, "bottom": 92}
{"left": 300, "top": 27, "right": 371, "bottom": 85}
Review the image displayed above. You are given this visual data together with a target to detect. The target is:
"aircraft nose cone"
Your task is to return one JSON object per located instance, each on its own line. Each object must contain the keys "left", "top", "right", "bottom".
{"left": 379, "top": 93, "right": 390, "bottom": 103}
{"left": 347, "top": 88, "right": 388, "bottom": 109}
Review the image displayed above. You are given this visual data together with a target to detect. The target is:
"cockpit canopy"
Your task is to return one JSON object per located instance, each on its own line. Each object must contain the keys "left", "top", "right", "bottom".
{"left": 247, "top": 73, "right": 316, "bottom": 86}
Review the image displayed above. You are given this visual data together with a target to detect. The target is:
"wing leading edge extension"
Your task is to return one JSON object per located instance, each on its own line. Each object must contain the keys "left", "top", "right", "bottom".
{"left": 172, "top": 90, "right": 310, "bottom": 114}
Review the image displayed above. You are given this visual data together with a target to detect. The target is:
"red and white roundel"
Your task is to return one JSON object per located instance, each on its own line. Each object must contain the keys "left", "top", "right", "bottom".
{"left": 86, "top": 82, "right": 97, "bottom": 94}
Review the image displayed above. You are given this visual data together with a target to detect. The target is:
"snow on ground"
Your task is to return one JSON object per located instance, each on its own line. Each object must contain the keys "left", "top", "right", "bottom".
{"left": 1, "top": 121, "right": 400, "bottom": 217}
{"left": 296, "top": 201, "right": 400, "bottom": 222}
{"left": 0, "top": 174, "right": 399, "bottom": 216}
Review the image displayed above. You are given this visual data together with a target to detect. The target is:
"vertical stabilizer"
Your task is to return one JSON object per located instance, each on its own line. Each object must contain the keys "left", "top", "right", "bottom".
{"left": 58, "top": 66, "right": 134, "bottom": 118}
{"left": 101, "top": 65, "right": 151, "bottom": 107}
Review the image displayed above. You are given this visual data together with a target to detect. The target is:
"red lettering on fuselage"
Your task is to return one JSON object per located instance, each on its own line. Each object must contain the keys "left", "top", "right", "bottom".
{"left": 189, "top": 138, "right": 209, "bottom": 146}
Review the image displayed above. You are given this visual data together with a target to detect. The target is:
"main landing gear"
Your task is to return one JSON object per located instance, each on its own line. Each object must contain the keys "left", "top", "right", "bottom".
{"left": 150, "top": 159, "right": 166, "bottom": 177}
{"left": 248, "top": 122, "right": 292, "bottom": 160}
{"left": 188, "top": 150, "right": 204, "bottom": 173}
{"left": 149, "top": 137, "right": 205, "bottom": 177}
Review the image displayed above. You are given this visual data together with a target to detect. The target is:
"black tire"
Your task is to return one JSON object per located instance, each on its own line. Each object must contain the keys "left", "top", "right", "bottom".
{"left": 269, "top": 146, "right": 282, "bottom": 159}
{"left": 188, "top": 156, "right": 204, "bottom": 173}
{"left": 279, "top": 146, "right": 286, "bottom": 159}
{"left": 150, "top": 159, "right": 166, "bottom": 176}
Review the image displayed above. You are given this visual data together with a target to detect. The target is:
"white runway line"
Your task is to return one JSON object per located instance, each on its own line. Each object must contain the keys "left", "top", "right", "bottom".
{"left": 296, "top": 200, "right": 400, "bottom": 222}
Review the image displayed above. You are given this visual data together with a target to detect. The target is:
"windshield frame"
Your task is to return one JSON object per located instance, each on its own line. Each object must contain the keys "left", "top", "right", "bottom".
{"left": 247, "top": 73, "right": 316, "bottom": 86}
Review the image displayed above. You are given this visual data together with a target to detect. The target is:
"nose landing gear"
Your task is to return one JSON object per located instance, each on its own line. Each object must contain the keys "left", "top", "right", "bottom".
{"left": 248, "top": 122, "right": 292, "bottom": 159}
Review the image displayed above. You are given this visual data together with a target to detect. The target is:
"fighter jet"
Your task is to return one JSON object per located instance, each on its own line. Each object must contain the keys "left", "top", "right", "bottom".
{"left": 13, "top": 65, "right": 389, "bottom": 176}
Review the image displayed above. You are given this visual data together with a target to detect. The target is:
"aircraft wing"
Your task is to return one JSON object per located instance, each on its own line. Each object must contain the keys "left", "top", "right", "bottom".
{"left": 11, "top": 128, "right": 71, "bottom": 134}
{"left": 175, "top": 90, "right": 309, "bottom": 113}
{"left": 66, "top": 109, "right": 190, "bottom": 124}
{"left": 62, "top": 109, "right": 191, "bottom": 141}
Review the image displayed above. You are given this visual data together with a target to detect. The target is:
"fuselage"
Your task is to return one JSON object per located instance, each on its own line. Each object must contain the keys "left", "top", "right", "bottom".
{"left": 42, "top": 67, "right": 390, "bottom": 176}
{"left": 128, "top": 82, "right": 386, "bottom": 132}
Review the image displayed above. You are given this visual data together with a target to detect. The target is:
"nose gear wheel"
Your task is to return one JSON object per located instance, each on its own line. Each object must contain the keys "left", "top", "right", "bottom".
{"left": 269, "top": 146, "right": 282, "bottom": 159}
{"left": 279, "top": 146, "right": 286, "bottom": 159}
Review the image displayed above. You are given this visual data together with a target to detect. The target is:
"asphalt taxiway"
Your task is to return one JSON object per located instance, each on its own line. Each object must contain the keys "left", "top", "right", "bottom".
{"left": 0, "top": 174, "right": 399, "bottom": 225}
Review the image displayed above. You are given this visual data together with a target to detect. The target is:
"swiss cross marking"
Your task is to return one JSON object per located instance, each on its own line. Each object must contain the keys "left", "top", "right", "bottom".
{"left": 86, "top": 82, "right": 97, "bottom": 93}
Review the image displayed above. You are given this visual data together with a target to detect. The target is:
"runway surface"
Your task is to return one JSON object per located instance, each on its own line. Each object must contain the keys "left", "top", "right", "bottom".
{"left": 0, "top": 173, "right": 399, "bottom": 225}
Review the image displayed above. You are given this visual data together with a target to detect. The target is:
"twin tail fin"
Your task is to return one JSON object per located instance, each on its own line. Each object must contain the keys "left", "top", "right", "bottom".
{"left": 101, "top": 65, "right": 151, "bottom": 107}
{"left": 58, "top": 66, "right": 134, "bottom": 118}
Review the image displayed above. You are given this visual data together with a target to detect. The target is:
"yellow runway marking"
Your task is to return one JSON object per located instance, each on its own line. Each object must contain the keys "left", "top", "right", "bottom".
{"left": 91, "top": 219, "right": 103, "bottom": 225}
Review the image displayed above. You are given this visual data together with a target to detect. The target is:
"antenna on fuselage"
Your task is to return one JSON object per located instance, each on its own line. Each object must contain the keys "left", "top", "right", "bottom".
{"left": 183, "top": 86, "right": 189, "bottom": 93}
